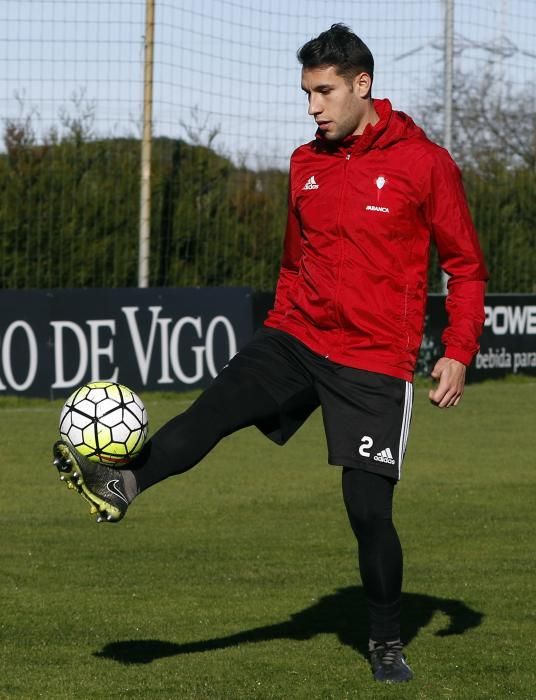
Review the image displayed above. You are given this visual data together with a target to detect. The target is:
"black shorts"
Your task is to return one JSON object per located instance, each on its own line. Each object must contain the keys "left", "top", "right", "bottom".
{"left": 218, "top": 328, "right": 414, "bottom": 480}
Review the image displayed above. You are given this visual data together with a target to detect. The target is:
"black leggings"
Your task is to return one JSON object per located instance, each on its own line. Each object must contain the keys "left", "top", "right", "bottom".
{"left": 342, "top": 468, "right": 402, "bottom": 642}
{"left": 133, "top": 372, "right": 279, "bottom": 491}
{"left": 133, "top": 373, "right": 402, "bottom": 641}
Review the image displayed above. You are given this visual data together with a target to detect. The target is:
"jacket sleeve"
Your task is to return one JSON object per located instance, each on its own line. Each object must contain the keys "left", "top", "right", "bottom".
{"left": 423, "top": 149, "right": 489, "bottom": 366}
{"left": 271, "top": 170, "right": 302, "bottom": 314}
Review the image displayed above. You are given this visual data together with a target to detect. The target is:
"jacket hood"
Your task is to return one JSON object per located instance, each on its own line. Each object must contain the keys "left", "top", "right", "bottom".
{"left": 314, "top": 98, "right": 426, "bottom": 153}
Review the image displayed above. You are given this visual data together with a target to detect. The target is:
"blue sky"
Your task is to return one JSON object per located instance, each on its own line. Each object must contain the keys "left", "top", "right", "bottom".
{"left": 2, "top": 0, "right": 535, "bottom": 167}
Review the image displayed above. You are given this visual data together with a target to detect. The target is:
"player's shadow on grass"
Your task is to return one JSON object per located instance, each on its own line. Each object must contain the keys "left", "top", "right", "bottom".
{"left": 94, "top": 586, "right": 483, "bottom": 665}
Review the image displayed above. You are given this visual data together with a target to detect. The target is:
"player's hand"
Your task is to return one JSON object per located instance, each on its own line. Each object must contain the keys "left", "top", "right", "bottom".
{"left": 428, "top": 357, "right": 466, "bottom": 408}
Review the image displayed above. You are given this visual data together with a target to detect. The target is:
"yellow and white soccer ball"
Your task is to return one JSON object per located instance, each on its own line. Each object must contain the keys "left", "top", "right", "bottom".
{"left": 59, "top": 381, "right": 148, "bottom": 466}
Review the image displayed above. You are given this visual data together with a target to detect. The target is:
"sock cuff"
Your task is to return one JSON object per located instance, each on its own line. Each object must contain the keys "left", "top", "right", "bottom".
{"left": 121, "top": 469, "right": 140, "bottom": 502}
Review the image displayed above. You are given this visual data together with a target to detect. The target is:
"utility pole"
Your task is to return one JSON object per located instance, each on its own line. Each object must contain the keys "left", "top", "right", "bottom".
{"left": 444, "top": 0, "right": 454, "bottom": 155}
{"left": 442, "top": 0, "right": 454, "bottom": 293}
{"left": 138, "top": 0, "right": 155, "bottom": 288}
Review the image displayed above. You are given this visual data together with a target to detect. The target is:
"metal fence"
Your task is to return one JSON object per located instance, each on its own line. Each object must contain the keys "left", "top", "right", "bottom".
{"left": 1, "top": 1, "right": 535, "bottom": 291}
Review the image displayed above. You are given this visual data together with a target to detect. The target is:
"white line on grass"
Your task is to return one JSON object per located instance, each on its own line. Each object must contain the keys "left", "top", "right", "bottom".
{"left": 1, "top": 382, "right": 534, "bottom": 413}
{"left": 0, "top": 400, "right": 196, "bottom": 413}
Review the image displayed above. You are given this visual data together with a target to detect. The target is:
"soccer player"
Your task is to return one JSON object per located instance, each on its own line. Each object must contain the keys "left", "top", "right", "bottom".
{"left": 53, "top": 24, "right": 488, "bottom": 683}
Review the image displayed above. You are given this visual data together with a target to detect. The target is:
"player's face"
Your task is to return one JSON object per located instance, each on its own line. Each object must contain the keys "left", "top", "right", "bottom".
{"left": 301, "top": 66, "right": 371, "bottom": 141}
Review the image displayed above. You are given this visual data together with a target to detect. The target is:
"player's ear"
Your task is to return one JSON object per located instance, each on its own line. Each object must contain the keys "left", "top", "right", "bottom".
{"left": 354, "top": 72, "right": 372, "bottom": 99}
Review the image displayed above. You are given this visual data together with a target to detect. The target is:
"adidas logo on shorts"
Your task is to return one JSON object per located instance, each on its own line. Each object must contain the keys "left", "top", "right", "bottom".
{"left": 373, "top": 447, "right": 395, "bottom": 465}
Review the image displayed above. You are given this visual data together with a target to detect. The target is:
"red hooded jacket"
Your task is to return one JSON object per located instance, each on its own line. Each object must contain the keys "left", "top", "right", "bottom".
{"left": 265, "top": 99, "right": 489, "bottom": 382}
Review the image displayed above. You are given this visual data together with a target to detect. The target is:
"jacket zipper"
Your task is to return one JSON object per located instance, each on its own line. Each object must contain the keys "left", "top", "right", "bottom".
{"left": 403, "top": 282, "right": 410, "bottom": 349}
{"left": 329, "top": 150, "right": 352, "bottom": 357}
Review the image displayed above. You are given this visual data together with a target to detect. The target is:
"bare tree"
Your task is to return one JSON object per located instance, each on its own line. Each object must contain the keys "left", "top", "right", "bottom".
{"left": 180, "top": 106, "right": 220, "bottom": 148}
{"left": 419, "top": 67, "right": 536, "bottom": 171}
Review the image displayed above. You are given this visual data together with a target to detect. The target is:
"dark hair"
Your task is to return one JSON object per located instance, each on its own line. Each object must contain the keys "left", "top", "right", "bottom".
{"left": 297, "top": 23, "right": 374, "bottom": 85}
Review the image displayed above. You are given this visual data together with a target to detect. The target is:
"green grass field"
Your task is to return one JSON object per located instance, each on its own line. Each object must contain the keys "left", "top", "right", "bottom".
{"left": 1, "top": 379, "right": 535, "bottom": 699}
